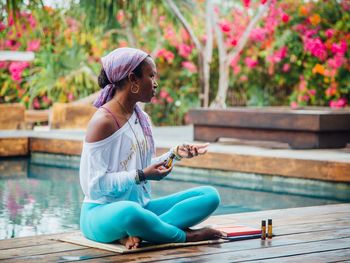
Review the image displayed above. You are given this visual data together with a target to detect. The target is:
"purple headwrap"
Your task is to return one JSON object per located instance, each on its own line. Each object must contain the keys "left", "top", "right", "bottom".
{"left": 94, "top": 47, "right": 155, "bottom": 156}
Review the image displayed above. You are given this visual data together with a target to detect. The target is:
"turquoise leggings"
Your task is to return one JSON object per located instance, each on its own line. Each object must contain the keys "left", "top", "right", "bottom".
{"left": 80, "top": 186, "right": 220, "bottom": 243}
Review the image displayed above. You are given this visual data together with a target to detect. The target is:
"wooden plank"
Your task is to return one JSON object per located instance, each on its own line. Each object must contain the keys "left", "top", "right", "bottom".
{"left": 1, "top": 204, "right": 349, "bottom": 262}
{"left": 0, "top": 103, "right": 25, "bottom": 130}
{"left": 248, "top": 248, "right": 350, "bottom": 263}
{"left": 80, "top": 229, "right": 350, "bottom": 262}
{"left": 29, "top": 138, "right": 82, "bottom": 155}
{"left": 0, "top": 232, "right": 71, "bottom": 250}
{"left": 24, "top": 110, "right": 49, "bottom": 124}
{"left": 0, "top": 138, "right": 28, "bottom": 157}
{"left": 0, "top": 242, "right": 85, "bottom": 260}
{"left": 189, "top": 108, "right": 350, "bottom": 131}
{"left": 153, "top": 237, "right": 350, "bottom": 263}
{"left": 188, "top": 108, "right": 350, "bottom": 149}
{"left": 5, "top": 228, "right": 350, "bottom": 263}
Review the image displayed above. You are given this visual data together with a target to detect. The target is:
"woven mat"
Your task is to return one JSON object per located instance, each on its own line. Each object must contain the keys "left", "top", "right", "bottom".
{"left": 57, "top": 232, "right": 227, "bottom": 254}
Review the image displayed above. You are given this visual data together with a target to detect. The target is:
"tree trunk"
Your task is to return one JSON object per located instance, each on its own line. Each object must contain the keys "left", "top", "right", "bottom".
{"left": 211, "top": 0, "right": 272, "bottom": 108}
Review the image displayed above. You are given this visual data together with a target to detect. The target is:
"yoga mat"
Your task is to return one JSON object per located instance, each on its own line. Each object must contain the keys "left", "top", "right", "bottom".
{"left": 57, "top": 232, "right": 228, "bottom": 254}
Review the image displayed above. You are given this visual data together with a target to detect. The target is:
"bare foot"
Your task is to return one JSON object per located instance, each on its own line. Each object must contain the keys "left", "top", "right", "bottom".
{"left": 185, "top": 227, "right": 226, "bottom": 242}
{"left": 119, "top": 236, "right": 141, "bottom": 249}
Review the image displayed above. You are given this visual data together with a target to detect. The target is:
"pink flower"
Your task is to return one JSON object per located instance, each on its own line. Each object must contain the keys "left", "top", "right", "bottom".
{"left": 331, "top": 40, "right": 347, "bottom": 56}
{"left": 239, "top": 75, "right": 248, "bottom": 82}
{"left": 330, "top": 98, "right": 347, "bottom": 108}
{"left": 304, "top": 29, "right": 318, "bottom": 38}
{"left": 304, "top": 37, "right": 327, "bottom": 60}
{"left": 160, "top": 90, "right": 169, "bottom": 99}
{"left": 182, "top": 61, "right": 197, "bottom": 73}
{"left": 298, "top": 94, "right": 309, "bottom": 102}
{"left": 281, "top": 13, "right": 289, "bottom": 23}
{"left": 181, "top": 28, "right": 190, "bottom": 42}
{"left": 27, "top": 14, "right": 36, "bottom": 28}
{"left": 33, "top": 98, "right": 40, "bottom": 109}
{"left": 250, "top": 28, "right": 267, "bottom": 42}
{"left": 27, "top": 39, "right": 40, "bottom": 52}
{"left": 151, "top": 97, "right": 159, "bottom": 104}
{"left": 242, "top": 0, "right": 250, "bottom": 8}
{"left": 0, "top": 21, "right": 6, "bottom": 32}
{"left": 116, "top": 10, "right": 124, "bottom": 23}
{"left": 178, "top": 44, "right": 192, "bottom": 58}
{"left": 163, "top": 26, "right": 178, "bottom": 47}
{"left": 219, "top": 21, "right": 231, "bottom": 33}
{"left": 325, "top": 29, "right": 335, "bottom": 38}
{"left": 282, "top": 63, "right": 290, "bottom": 72}
{"left": 261, "top": 0, "right": 267, "bottom": 4}
{"left": 5, "top": 39, "right": 20, "bottom": 51}
{"left": 327, "top": 55, "right": 345, "bottom": 69}
{"left": 244, "top": 57, "right": 258, "bottom": 68}
{"left": 9, "top": 61, "right": 29, "bottom": 82}
{"left": 67, "top": 92, "right": 74, "bottom": 101}
{"left": 0, "top": 61, "right": 7, "bottom": 69}
{"left": 325, "top": 83, "right": 337, "bottom": 97}
{"left": 166, "top": 96, "right": 174, "bottom": 103}
{"left": 268, "top": 47, "right": 288, "bottom": 63}
{"left": 229, "top": 38, "right": 237, "bottom": 46}
{"left": 298, "top": 76, "right": 307, "bottom": 92}
{"left": 290, "top": 101, "right": 298, "bottom": 109}
{"left": 233, "top": 65, "right": 241, "bottom": 75}
{"left": 309, "top": 89, "right": 316, "bottom": 96}
{"left": 157, "top": 49, "right": 174, "bottom": 63}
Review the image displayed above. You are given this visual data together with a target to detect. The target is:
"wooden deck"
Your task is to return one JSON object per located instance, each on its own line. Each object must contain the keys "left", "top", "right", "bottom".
{"left": 0, "top": 204, "right": 349, "bottom": 262}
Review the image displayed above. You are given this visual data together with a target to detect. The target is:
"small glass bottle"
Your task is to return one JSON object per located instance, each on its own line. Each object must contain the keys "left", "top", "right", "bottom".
{"left": 268, "top": 219, "right": 273, "bottom": 239}
{"left": 261, "top": 220, "right": 266, "bottom": 240}
{"left": 164, "top": 153, "right": 176, "bottom": 168}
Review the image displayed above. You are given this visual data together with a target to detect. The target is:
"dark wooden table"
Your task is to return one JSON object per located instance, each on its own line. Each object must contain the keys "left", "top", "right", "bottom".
{"left": 189, "top": 107, "right": 350, "bottom": 149}
{"left": 1, "top": 204, "right": 349, "bottom": 262}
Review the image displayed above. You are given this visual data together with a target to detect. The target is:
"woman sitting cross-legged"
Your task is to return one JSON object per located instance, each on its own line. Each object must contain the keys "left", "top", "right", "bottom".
{"left": 79, "top": 47, "right": 225, "bottom": 249}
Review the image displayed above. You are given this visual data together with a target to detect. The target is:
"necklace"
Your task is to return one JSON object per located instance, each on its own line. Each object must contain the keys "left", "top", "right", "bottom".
{"left": 116, "top": 100, "right": 147, "bottom": 170}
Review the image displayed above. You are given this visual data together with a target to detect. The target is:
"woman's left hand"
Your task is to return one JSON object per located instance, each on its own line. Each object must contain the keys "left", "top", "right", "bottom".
{"left": 177, "top": 143, "right": 209, "bottom": 159}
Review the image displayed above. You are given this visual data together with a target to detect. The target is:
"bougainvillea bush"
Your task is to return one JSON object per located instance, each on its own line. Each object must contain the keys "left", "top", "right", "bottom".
{"left": 226, "top": 0, "right": 350, "bottom": 108}
{"left": 0, "top": 7, "right": 101, "bottom": 109}
{"left": 0, "top": 0, "right": 349, "bottom": 126}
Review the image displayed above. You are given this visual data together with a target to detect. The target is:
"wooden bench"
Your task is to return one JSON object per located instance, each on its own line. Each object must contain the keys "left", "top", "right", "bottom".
{"left": 50, "top": 103, "right": 96, "bottom": 129}
{"left": 0, "top": 103, "right": 25, "bottom": 129}
{"left": 189, "top": 107, "right": 350, "bottom": 149}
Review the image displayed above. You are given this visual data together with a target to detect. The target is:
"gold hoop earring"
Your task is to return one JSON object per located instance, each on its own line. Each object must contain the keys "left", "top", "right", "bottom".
{"left": 131, "top": 84, "right": 139, "bottom": 94}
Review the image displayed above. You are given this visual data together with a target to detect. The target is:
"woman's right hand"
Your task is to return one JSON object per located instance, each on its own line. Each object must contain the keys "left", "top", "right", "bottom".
{"left": 143, "top": 162, "right": 172, "bottom": 181}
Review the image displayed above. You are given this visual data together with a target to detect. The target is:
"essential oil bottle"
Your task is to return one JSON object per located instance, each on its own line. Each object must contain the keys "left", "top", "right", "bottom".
{"left": 261, "top": 220, "right": 266, "bottom": 240}
{"left": 164, "top": 153, "right": 176, "bottom": 168}
{"left": 268, "top": 219, "right": 273, "bottom": 239}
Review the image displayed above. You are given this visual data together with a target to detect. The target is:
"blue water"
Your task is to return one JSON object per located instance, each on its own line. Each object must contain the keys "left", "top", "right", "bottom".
{"left": 0, "top": 154, "right": 349, "bottom": 239}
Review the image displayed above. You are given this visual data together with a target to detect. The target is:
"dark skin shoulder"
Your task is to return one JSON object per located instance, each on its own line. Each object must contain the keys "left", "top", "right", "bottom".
{"left": 85, "top": 109, "right": 119, "bottom": 143}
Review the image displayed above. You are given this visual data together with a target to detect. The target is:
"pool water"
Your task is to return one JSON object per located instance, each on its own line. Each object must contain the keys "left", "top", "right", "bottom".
{"left": 0, "top": 154, "right": 349, "bottom": 239}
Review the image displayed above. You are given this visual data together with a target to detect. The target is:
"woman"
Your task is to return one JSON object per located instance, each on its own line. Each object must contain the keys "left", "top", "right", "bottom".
{"left": 80, "top": 47, "right": 224, "bottom": 249}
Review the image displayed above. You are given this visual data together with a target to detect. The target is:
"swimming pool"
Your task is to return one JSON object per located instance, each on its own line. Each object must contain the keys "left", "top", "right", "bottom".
{"left": 1, "top": 153, "right": 349, "bottom": 239}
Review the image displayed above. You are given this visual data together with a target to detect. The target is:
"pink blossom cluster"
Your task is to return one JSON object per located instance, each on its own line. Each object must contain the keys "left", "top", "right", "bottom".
{"left": 244, "top": 57, "right": 258, "bottom": 68}
{"left": 330, "top": 98, "right": 347, "bottom": 108}
{"left": 249, "top": 27, "right": 268, "bottom": 42}
{"left": 267, "top": 47, "right": 288, "bottom": 63}
{"left": 182, "top": 61, "right": 197, "bottom": 73}
{"left": 157, "top": 49, "right": 175, "bottom": 63}
{"left": 27, "top": 40, "right": 41, "bottom": 52}
{"left": 152, "top": 90, "right": 174, "bottom": 104}
{"left": 9, "top": 62, "right": 30, "bottom": 82}
{"left": 178, "top": 44, "right": 192, "bottom": 58}
{"left": 303, "top": 37, "right": 327, "bottom": 60}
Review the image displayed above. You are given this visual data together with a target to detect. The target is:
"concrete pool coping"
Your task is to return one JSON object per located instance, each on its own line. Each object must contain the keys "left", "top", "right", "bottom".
{"left": 0, "top": 126, "right": 349, "bottom": 182}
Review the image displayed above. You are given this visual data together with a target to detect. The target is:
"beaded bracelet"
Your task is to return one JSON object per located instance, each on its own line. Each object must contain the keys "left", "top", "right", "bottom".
{"left": 172, "top": 146, "right": 183, "bottom": 161}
